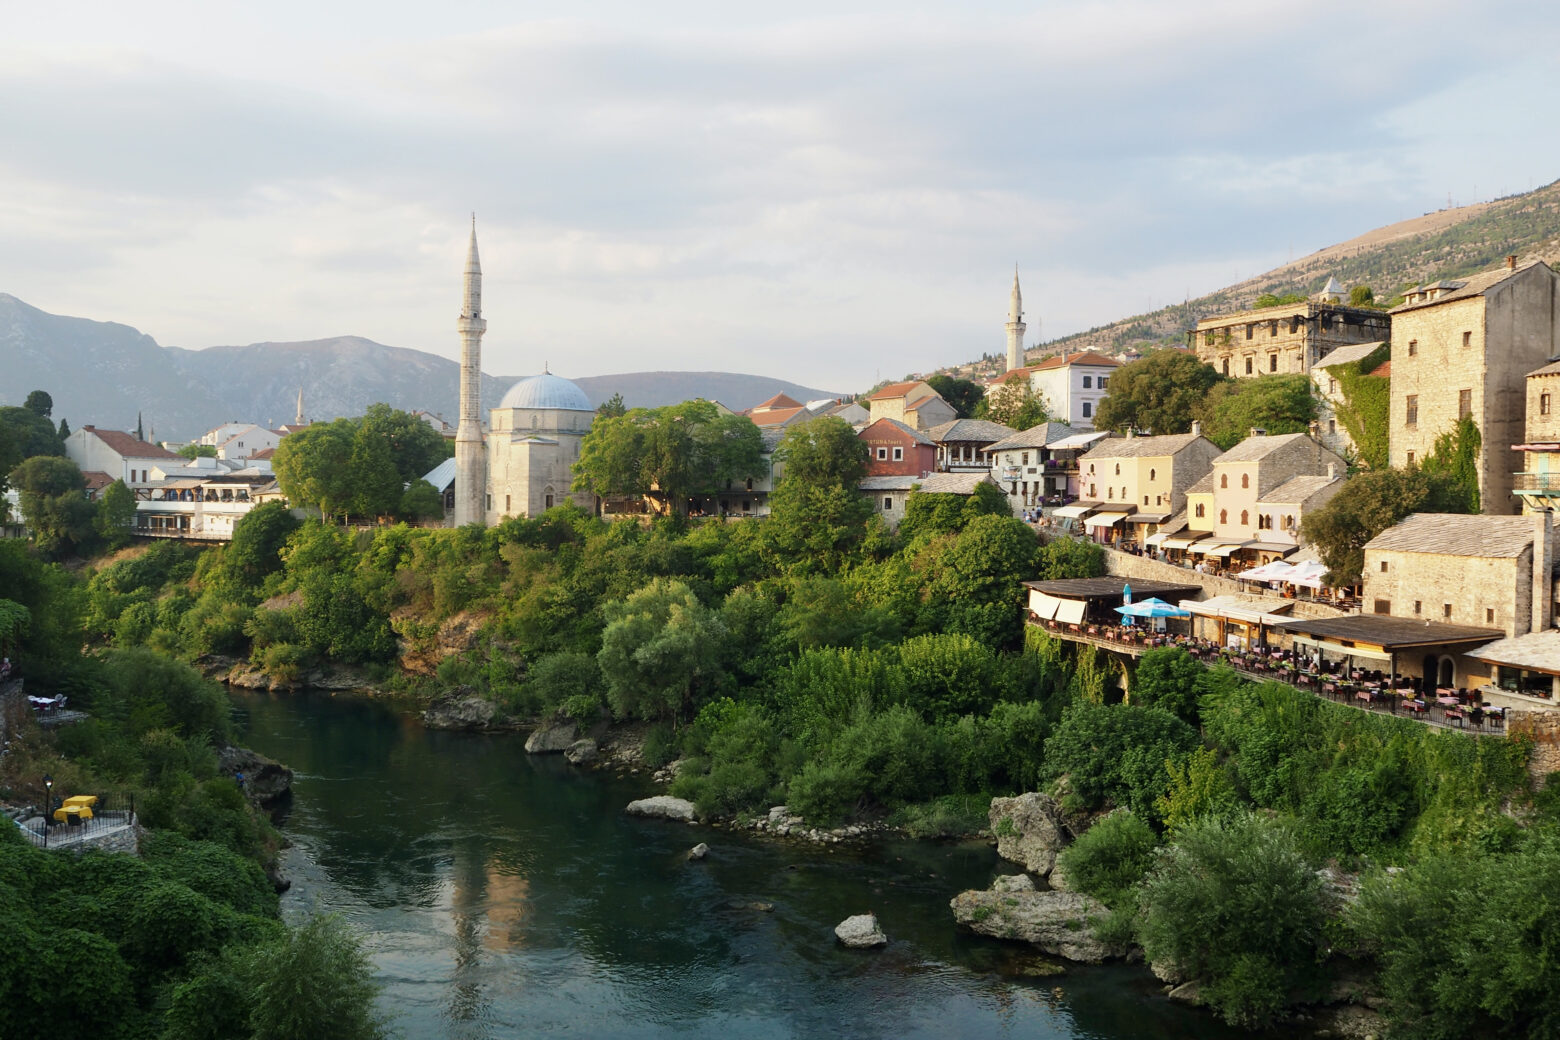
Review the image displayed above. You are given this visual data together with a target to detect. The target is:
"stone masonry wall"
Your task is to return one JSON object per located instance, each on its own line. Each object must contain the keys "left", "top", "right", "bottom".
{"left": 1363, "top": 547, "right": 1526, "bottom": 637}
{"left": 1507, "top": 708, "right": 1560, "bottom": 784}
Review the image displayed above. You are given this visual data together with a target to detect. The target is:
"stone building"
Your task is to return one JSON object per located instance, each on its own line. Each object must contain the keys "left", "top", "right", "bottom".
{"left": 925, "top": 418, "right": 1016, "bottom": 473}
{"left": 1511, "top": 359, "right": 1560, "bottom": 513}
{"left": 1389, "top": 258, "right": 1560, "bottom": 514}
{"left": 985, "top": 422, "right": 1079, "bottom": 512}
{"left": 1183, "top": 432, "right": 1346, "bottom": 564}
{"left": 1074, "top": 427, "right": 1221, "bottom": 546}
{"left": 1189, "top": 292, "right": 1390, "bottom": 379}
{"left": 858, "top": 418, "right": 935, "bottom": 477}
{"left": 865, "top": 381, "right": 957, "bottom": 431}
{"left": 484, "top": 371, "right": 597, "bottom": 522}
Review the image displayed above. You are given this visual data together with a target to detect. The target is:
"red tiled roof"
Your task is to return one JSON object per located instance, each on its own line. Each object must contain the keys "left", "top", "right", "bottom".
{"left": 81, "top": 427, "right": 179, "bottom": 459}
{"left": 81, "top": 470, "right": 115, "bottom": 492}
{"left": 868, "top": 380, "right": 927, "bottom": 401}
{"left": 1032, "top": 350, "right": 1120, "bottom": 371}
{"left": 249, "top": 447, "right": 277, "bottom": 460}
{"left": 1371, "top": 359, "right": 1392, "bottom": 377}
{"left": 749, "top": 405, "right": 810, "bottom": 427}
{"left": 752, "top": 392, "right": 803, "bottom": 411}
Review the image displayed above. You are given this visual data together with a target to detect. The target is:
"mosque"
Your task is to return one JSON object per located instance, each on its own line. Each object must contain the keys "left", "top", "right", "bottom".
{"left": 443, "top": 218, "right": 598, "bottom": 526}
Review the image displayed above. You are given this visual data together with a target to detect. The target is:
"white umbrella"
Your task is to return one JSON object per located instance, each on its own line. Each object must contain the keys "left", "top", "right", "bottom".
{"left": 1236, "top": 560, "right": 1295, "bottom": 582}
{"left": 1287, "top": 560, "right": 1329, "bottom": 589}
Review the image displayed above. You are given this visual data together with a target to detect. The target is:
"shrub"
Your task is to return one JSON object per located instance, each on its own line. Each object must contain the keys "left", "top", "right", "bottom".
{"left": 1138, "top": 813, "right": 1326, "bottom": 1028}
{"left": 1043, "top": 703, "right": 1199, "bottom": 821}
{"left": 1132, "top": 646, "right": 1205, "bottom": 723}
{"left": 1057, "top": 809, "right": 1159, "bottom": 908}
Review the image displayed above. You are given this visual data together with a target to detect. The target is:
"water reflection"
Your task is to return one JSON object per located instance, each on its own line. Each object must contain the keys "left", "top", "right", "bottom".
{"left": 233, "top": 691, "right": 1269, "bottom": 1040}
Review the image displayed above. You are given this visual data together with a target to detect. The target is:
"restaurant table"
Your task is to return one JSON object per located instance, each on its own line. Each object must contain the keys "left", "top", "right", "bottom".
{"left": 1436, "top": 696, "right": 1460, "bottom": 708}
{"left": 1403, "top": 700, "right": 1429, "bottom": 714}
{"left": 62, "top": 795, "right": 98, "bottom": 809}
{"left": 52, "top": 805, "right": 92, "bottom": 823}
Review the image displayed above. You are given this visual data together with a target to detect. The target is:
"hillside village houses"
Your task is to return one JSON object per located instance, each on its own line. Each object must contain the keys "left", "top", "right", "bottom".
{"left": 865, "top": 380, "right": 957, "bottom": 431}
{"left": 1067, "top": 427, "right": 1223, "bottom": 549}
{"left": 1188, "top": 282, "right": 1391, "bottom": 378}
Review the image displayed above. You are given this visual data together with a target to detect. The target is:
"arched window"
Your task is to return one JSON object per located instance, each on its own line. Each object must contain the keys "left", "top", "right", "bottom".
{"left": 1241, "top": 510, "right": 1249, "bottom": 525}
{"left": 1149, "top": 468, "right": 1156, "bottom": 481}
{"left": 1222, "top": 358, "right": 1230, "bottom": 376}
{"left": 1220, "top": 474, "right": 1228, "bottom": 488}
{"left": 1114, "top": 463, "right": 1120, "bottom": 475}
{"left": 1241, "top": 474, "right": 1249, "bottom": 489}
{"left": 1195, "top": 503, "right": 1205, "bottom": 518}
{"left": 1219, "top": 509, "right": 1227, "bottom": 524}
{"left": 1107, "top": 487, "right": 1113, "bottom": 500}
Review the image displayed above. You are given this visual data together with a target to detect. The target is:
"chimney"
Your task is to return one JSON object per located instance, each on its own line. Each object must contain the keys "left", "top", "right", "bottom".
{"left": 1326, "top": 463, "right": 1336, "bottom": 480}
{"left": 1508, "top": 254, "right": 1519, "bottom": 271}
{"left": 1533, "top": 509, "right": 1553, "bottom": 635}
{"left": 1249, "top": 427, "right": 1266, "bottom": 438}
{"left": 1190, "top": 420, "right": 1202, "bottom": 437}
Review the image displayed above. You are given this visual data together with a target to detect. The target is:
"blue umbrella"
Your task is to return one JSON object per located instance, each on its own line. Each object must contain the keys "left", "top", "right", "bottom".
{"left": 1122, "top": 583, "right": 1133, "bottom": 605}
{"left": 1114, "top": 597, "right": 1190, "bottom": 618}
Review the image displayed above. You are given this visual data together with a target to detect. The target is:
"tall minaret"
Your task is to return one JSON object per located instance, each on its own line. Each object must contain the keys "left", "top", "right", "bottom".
{"left": 454, "top": 215, "right": 487, "bottom": 527}
{"left": 1005, "top": 266, "right": 1026, "bottom": 372}
{"left": 294, "top": 386, "right": 305, "bottom": 426}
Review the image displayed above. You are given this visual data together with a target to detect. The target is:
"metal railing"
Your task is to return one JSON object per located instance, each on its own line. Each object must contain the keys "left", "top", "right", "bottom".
{"left": 1512, "top": 472, "right": 1560, "bottom": 492}
{"left": 14, "top": 793, "right": 136, "bottom": 850}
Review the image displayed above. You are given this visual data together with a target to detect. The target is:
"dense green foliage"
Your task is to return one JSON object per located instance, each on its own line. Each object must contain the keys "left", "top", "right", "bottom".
{"left": 978, "top": 373, "right": 1049, "bottom": 429}
{"left": 272, "top": 403, "right": 452, "bottom": 521}
{"left": 1092, "top": 349, "right": 1223, "bottom": 434}
{"left": 1301, "top": 466, "right": 1473, "bottom": 586}
{"left": 1193, "top": 373, "right": 1318, "bottom": 450}
{"left": 1323, "top": 342, "right": 1391, "bottom": 469}
{"left": 573, "top": 399, "right": 765, "bottom": 515}
{"left": 926, "top": 375, "right": 984, "bottom": 418}
{"left": 1421, "top": 415, "right": 1483, "bottom": 514}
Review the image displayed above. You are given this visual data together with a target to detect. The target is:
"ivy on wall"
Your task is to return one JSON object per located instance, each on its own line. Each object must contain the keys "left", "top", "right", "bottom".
{"left": 1422, "top": 415, "right": 1483, "bottom": 514}
{"left": 1327, "top": 342, "right": 1391, "bottom": 470}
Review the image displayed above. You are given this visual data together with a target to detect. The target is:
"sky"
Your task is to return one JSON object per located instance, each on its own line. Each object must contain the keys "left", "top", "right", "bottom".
{"left": 4, "top": 1, "right": 1560, "bottom": 393}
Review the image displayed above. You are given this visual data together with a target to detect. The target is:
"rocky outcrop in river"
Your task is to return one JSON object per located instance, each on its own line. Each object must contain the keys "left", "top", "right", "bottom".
{"left": 950, "top": 883, "right": 1127, "bottom": 964}
{"left": 835, "top": 914, "right": 888, "bottom": 948}
{"left": 625, "top": 795, "right": 697, "bottom": 822}
{"left": 217, "top": 745, "right": 293, "bottom": 807}
{"left": 525, "top": 719, "right": 578, "bottom": 752}
{"left": 989, "top": 792, "right": 1092, "bottom": 878}
{"left": 422, "top": 690, "right": 498, "bottom": 730}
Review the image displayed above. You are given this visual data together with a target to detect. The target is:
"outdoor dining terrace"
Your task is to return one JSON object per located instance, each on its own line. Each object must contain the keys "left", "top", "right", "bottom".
{"left": 1027, "top": 614, "right": 1508, "bottom": 733}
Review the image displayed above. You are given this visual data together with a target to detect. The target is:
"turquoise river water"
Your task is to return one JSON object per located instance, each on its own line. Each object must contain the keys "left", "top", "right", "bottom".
{"left": 231, "top": 690, "right": 1279, "bottom": 1040}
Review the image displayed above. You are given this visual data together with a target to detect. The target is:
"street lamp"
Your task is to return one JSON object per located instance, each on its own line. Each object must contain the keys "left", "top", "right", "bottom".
{"left": 42, "top": 774, "right": 52, "bottom": 832}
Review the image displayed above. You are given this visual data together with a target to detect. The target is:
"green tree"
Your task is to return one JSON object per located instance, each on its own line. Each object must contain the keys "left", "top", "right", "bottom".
{"left": 1132, "top": 646, "right": 1204, "bottom": 722}
{"left": 1348, "top": 284, "right": 1375, "bottom": 307}
{"left": 597, "top": 578, "right": 728, "bottom": 724}
{"left": 0, "top": 404, "right": 66, "bottom": 504}
{"left": 23, "top": 390, "right": 52, "bottom": 417}
{"left": 177, "top": 443, "right": 218, "bottom": 459}
{"left": 243, "top": 914, "right": 387, "bottom": 1040}
{"left": 597, "top": 392, "right": 627, "bottom": 418}
{"left": 926, "top": 375, "right": 984, "bottom": 418}
{"left": 358, "top": 402, "right": 453, "bottom": 484}
{"left": 10, "top": 454, "right": 95, "bottom": 556}
{"left": 920, "top": 513, "right": 1040, "bottom": 647}
{"left": 1035, "top": 536, "right": 1105, "bottom": 580}
{"left": 1254, "top": 292, "right": 1306, "bottom": 308}
{"left": 273, "top": 420, "right": 356, "bottom": 520}
{"left": 221, "top": 501, "right": 301, "bottom": 592}
{"left": 1138, "top": 814, "right": 1327, "bottom": 1028}
{"left": 399, "top": 479, "right": 445, "bottom": 521}
{"left": 1093, "top": 349, "right": 1223, "bottom": 434}
{"left": 1044, "top": 702, "right": 1199, "bottom": 820}
{"left": 1421, "top": 415, "right": 1482, "bottom": 513}
{"left": 774, "top": 416, "right": 867, "bottom": 487}
{"left": 768, "top": 417, "right": 875, "bottom": 572}
{"left": 1301, "top": 467, "right": 1470, "bottom": 586}
{"left": 56, "top": 417, "right": 70, "bottom": 440}
{"left": 94, "top": 478, "right": 137, "bottom": 549}
{"left": 981, "top": 373, "right": 1049, "bottom": 430}
{"left": 1194, "top": 374, "right": 1317, "bottom": 450}
{"left": 573, "top": 401, "right": 763, "bottom": 515}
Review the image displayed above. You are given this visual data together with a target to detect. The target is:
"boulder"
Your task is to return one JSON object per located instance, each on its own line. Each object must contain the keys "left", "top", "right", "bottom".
{"left": 949, "top": 888, "right": 1126, "bottom": 964}
{"left": 564, "top": 739, "right": 599, "bottom": 766}
{"left": 1310, "top": 1004, "right": 1388, "bottom": 1039}
{"left": 992, "top": 874, "right": 1035, "bottom": 893}
{"left": 423, "top": 693, "right": 497, "bottom": 731}
{"left": 834, "top": 914, "right": 888, "bottom": 948}
{"left": 1167, "top": 980, "right": 1205, "bottom": 1006}
{"left": 625, "top": 795, "right": 697, "bottom": 822}
{"left": 988, "top": 792, "right": 1086, "bottom": 875}
{"left": 525, "top": 719, "right": 579, "bottom": 754}
{"left": 217, "top": 745, "right": 293, "bottom": 807}
{"left": 1047, "top": 860, "right": 1072, "bottom": 892}
{"left": 688, "top": 842, "right": 709, "bottom": 861}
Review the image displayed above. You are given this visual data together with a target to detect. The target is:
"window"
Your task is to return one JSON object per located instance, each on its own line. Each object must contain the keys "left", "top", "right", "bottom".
{"left": 1414, "top": 600, "right": 1422, "bottom": 615}
{"left": 1083, "top": 376, "right": 1093, "bottom": 389}
{"left": 1240, "top": 472, "right": 1249, "bottom": 489}
{"left": 1408, "top": 339, "right": 1417, "bottom": 356}
{"left": 1544, "top": 393, "right": 1553, "bottom": 416}
{"left": 1107, "top": 487, "right": 1113, "bottom": 500}
{"left": 1246, "top": 323, "right": 1254, "bottom": 340}
{"left": 1458, "top": 388, "right": 1472, "bottom": 419}
{"left": 1328, "top": 419, "right": 1336, "bottom": 434}
{"left": 1407, "top": 450, "right": 1416, "bottom": 464}
{"left": 1219, "top": 509, "right": 1228, "bottom": 524}
{"left": 884, "top": 496, "right": 893, "bottom": 510}
{"left": 1269, "top": 353, "right": 1279, "bottom": 372}
{"left": 1245, "top": 357, "right": 1253, "bottom": 375}
{"left": 1220, "top": 474, "right": 1228, "bottom": 488}
{"left": 1406, "top": 394, "right": 1418, "bottom": 426}
{"left": 1100, "top": 377, "right": 1109, "bottom": 389}
{"left": 1380, "top": 560, "right": 1388, "bottom": 573}
{"left": 1240, "top": 510, "right": 1249, "bottom": 525}
{"left": 876, "top": 447, "right": 887, "bottom": 460}
{"left": 892, "top": 447, "right": 903, "bottom": 461}
{"left": 505, "top": 494, "right": 511, "bottom": 512}
{"left": 486, "top": 494, "right": 492, "bottom": 509}
{"left": 1328, "top": 378, "right": 1337, "bottom": 394}
{"left": 1089, "top": 484, "right": 1096, "bottom": 496}
{"left": 1082, "top": 402, "right": 1092, "bottom": 418}
{"left": 1156, "top": 494, "right": 1163, "bottom": 505}
{"left": 1195, "top": 503, "right": 1205, "bottom": 518}
{"left": 1443, "top": 603, "right": 1453, "bottom": 619}
{"left": 1021, "top": 452, "right": 1029, "bottom": 465}
{"left": 1205, "top": 330, "right": 1215, "bottom": 346}
{"left": 1486, "top": 608, "right": 1495, "bottom": 624}
{"left": 1149, "top": 468, "right": 1156, "bottom": 480}
{"left": 1258, "top": 514, "right": 1270, "bottom": 529}
{"left": 746, "top": 477, "right": 754, "bottom": 490}
{"left": 1463, "top": 330, "right": 1472, "bottom": 348}
{"left": 1222, "top": 359, "right": 1230, "bottom": 376}
{"left": 1115, "top": 463, "right": 1121, "bottom": 475}
{"left": 545, "top": 493, "right": 554, "bottom": 509}
{"left": 1143, "top": 495, "right": 1150, "bottom": 506}
{"left": 1290, "top": 316, "right": 1300, "bottom": 333}
{"left": 1374, "top": 599, "right": 1391, "bottom": 615}
{"left": 1269, "top": 320, "right": 1278, "bottom": 336}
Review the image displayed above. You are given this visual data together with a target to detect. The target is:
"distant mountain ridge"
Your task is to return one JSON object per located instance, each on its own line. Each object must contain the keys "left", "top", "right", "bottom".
{"left": 0, "top": 294, "right": 841, "bottom": 440}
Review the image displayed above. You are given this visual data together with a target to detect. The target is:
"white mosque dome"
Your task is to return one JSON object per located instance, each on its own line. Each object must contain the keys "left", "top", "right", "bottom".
{"left": 497, "top": 372, "right": 594, "bottom": 412}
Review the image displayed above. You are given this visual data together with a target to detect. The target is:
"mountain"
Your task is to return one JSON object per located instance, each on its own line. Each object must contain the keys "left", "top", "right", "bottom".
{"left": 0, "top": 294, "right": 841, "bottom": 440}
{"left": 946, "top": 177, "right": 1560, "bottom": 382}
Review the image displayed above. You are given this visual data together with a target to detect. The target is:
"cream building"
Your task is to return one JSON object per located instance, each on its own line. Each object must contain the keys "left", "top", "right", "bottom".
{"left": 1190, "top": 291, "right": 1390, "bottom": 378}
{"left": 1076, "top": 427, "right": 1221, "bottom": 544}
{"left": 866, "top": 381, "right": 956, "bottom": 430}
{"left": 995, "top": 352, "right": 1118, "bottom": 429}
{"left": 1184, "top": 433, "right": 1345, "bottom": 559}
{"left": 484, "top": 372, "right": 597, "bottom": 522}
{"left": 1513, "top": 359, "right": 1560, "bottom": 513}
{"left": 1389, "top": 258, "right": 1560, "bottom": 514}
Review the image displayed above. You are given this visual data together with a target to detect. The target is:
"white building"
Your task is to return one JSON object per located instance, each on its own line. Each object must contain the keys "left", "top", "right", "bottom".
{"left": 991, "top": 351, "right": 1119, "bottom": 429}
{"left": 64, "top": 426, "right": 182, "bottom": 488}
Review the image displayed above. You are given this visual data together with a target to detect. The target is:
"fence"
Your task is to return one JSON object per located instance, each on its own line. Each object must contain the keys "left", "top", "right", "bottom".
{"left": 14, "top": 792, "right": 137, "bottom": 850}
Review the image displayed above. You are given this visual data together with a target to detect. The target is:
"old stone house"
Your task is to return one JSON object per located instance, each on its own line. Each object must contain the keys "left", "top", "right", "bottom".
{"left": 1512, "top": 359, "right": 1560, "bottom": 513}
{"left": 1075, "top": 427, "right": 1221, "bottom": 546}
{"left": 925, "top": 418, "right": 1016, "bottom": 473}
{"left": 1190, "top": 291, "right": 1390, "bottom": 379}
{"left": 866, "top": 381, "right": 957, "bottom": 431}
{"left": 1310, "top": 341, "right": 1387, "bottom": 460}
{"left": 1184, "top": 432, "right": 1346, "bottom": 564}
{"left": 985, "top": 421, "right": 1079, "bottom": 512}
{"left": 1389, "top": 258, "right": 1560, "bottom": 514}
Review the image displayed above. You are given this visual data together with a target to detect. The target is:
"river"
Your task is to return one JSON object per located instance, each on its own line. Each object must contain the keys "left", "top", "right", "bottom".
{"left": 231, "top": 690, "right": 1267, "bottom": 1040}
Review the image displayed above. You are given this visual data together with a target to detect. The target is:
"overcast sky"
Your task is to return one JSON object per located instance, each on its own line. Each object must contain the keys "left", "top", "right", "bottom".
{"left": 4, "top": 1, "right": 1559, "bottom": 392}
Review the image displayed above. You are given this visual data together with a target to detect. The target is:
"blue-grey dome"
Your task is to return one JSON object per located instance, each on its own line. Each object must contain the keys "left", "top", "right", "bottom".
{"left": 497, "top": 372, "right": 593, "bottom": 412}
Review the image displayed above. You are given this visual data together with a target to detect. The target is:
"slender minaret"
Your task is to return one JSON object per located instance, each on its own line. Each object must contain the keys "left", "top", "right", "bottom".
{"left": 1005, "top": 266, "right": 1026, "bottom": 372}
{"left": 454, "top": 215, "right": 487, "bottom": 527}
{"left": 294, "top": 386, "right": 305, "bottom": 426}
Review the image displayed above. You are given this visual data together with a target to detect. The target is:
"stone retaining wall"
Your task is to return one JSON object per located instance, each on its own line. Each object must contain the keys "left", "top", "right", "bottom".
{"left": 1508, "top": 708, "right": 1560, "bottom": 783}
